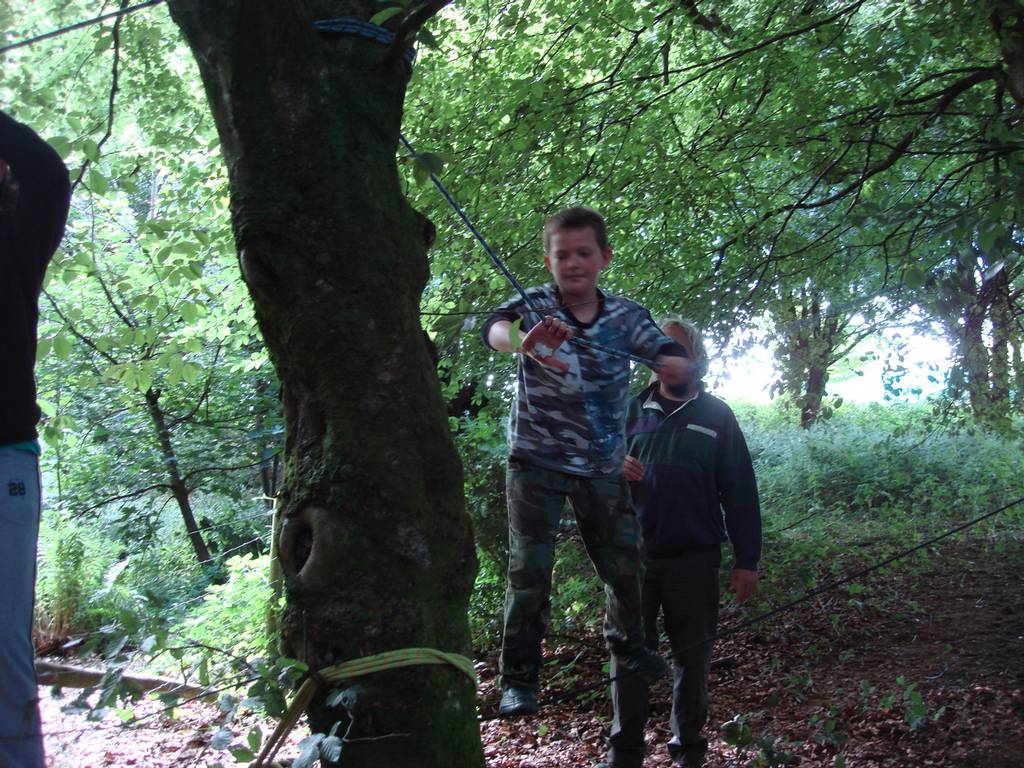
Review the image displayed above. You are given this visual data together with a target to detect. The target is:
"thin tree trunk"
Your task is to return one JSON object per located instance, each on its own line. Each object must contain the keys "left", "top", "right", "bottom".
{"left": 948, "top": 261, "right": 993, "bottom": 420}
{"left": 774, "top": 293, "right": 839, "bottom": 428}
{"left": 144, "top": 387, "right": 212, "bottom": 564}
{"left": 166, "top": 3, "right": 482, "bottom": 766}
{"left": 988, "top": 267, "right": 1011, "bottom": 410}
{"left": 253, "top": 376, "right": 280, "bottom": 508}
{"left": 800, "top": 362, "right": 828, "bottom": 428}
{"left": 1013, "top": 336, "right": 1023, "bottom": 408}
{"left": 255, "top": 376, "right": 284, "bottom": 651}
{"left": 961, "top": 308, "right": 990, "bottom": 420}
{"left": 266, "top": 497, "right": 283, "bottom": 655}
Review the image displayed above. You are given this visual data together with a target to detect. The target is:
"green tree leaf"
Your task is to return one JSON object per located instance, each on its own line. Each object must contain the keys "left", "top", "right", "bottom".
{"left": 369, "top": 7, "right": 404, "bottom": 25}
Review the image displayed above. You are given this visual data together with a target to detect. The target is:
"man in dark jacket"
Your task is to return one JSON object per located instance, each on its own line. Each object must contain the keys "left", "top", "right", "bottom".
{"left": 604, "top": 318, "right": 762, "bottom": 768}
{"left": 1, "top": 108, "right": 71, "bottom": 768}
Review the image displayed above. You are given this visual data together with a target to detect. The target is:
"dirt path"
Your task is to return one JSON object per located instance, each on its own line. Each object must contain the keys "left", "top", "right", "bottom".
{"left": 42, "top": 539, "right": 1024, "bottom": 767}
{"left": 481, "top": 539, "right": 1024, "bottom": 767}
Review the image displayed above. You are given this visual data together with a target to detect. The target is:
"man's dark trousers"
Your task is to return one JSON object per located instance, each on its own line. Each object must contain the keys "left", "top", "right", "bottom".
{"left": 609, "top": 547, "right": 720, "bottom": 767}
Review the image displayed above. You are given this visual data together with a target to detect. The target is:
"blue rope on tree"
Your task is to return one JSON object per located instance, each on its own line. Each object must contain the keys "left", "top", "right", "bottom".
{"left": 315, "top": 18, "right": 417, "bottom": 72}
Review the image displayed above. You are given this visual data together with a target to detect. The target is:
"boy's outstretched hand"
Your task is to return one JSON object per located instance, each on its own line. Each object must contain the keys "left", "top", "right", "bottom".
{"left": 521, "top": 316, "right": 573, "bottom": 372}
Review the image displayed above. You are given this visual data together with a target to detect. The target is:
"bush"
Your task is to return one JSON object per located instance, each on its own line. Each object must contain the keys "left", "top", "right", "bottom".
{"left": 35, "top": 510, "right": 122, "bottom": 641}
{"left": 179, "top": 553, "right": 276, "bottom": 665}
{"left": 469, "top": 551, "right": 506, "bottom": 651}
{"left": 462, "top": 400, "right": 1024, "bottom": 643}
{"left": 735, "top": 401, "right": 1024, "bottom": 531}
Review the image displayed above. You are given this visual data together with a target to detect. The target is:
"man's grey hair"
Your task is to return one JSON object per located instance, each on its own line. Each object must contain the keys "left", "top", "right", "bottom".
{"left": 660, "top": 316, "right": 709, "bottom": 379}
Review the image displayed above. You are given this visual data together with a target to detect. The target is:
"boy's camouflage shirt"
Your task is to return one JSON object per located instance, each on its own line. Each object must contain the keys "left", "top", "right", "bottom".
{"left": 483, "top": 284, "right": 679, "bottom": 477}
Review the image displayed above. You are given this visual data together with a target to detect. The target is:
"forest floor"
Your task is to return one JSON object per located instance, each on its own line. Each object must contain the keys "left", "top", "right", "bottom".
{"left": 42, "top": 537, "right": 1024, "bottom": 767}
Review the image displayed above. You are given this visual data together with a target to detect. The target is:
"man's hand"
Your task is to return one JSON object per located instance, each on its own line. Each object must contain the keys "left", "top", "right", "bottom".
{"left": 729, "top": 568, "right": 758, "bottom": 604}
{"left": 521, "top": 316, "right": 573, "bottom": 372}
{"left": 624, "top": 454, "right": 645, "bottom": 482}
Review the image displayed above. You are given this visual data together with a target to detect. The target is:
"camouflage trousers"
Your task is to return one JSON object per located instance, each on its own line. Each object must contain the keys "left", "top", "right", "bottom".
{"left": 499, "top": 458, "right": 645, "bottom": 690}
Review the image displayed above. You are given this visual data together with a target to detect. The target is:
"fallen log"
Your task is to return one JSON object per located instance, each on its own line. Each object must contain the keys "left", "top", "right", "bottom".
{"left": 35, "top": 660, "right": 213, "bottom": 701}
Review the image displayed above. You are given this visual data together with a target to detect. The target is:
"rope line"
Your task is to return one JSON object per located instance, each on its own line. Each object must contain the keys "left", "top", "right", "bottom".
{"left": 0, "top": 0, "right": 165, "bottom": 55}
{"left": 314, "top": 18, "right": 416, "bottom": 71}
{"left": 399, "top": 136, "right": 662, "bottom": 368}
{"left": 478, "top": 493, "right": 1024, "bottom": 720}
{"left": 254, "top": 647, "right": 476, "bottom": 766}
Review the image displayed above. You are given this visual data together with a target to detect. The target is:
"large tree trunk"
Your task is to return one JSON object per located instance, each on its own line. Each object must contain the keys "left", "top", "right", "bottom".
{"left": 165, "top": 3, "right": 482, "bottom": 767}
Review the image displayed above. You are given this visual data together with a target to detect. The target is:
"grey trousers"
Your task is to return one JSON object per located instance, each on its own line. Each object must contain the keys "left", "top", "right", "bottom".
{"left": 0, "top": 448, "right": 45, "bottom": 768}
{"left": 608, "top": 548, "right": 720, "bottom": 768}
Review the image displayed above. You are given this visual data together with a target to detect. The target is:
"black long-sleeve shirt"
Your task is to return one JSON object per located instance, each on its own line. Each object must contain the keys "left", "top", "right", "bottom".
{"left": 625, "top": 383, "right": 762, "bottom": 570}
{"left": 0, "top": 110, "right": 71, "bottom": 446}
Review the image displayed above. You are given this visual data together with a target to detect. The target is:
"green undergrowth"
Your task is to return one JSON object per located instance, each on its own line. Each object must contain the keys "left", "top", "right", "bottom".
{"left": 467, "top": 401, "right": 1024, "bottom": 648}
{"left": 33, "top": 401, "right": 1023, "bottom": 746}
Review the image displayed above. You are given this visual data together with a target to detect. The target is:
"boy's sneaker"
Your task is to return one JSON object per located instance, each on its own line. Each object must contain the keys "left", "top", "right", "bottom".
{"left": 498, "top": 685, "right": 539, "bottom": 716}
{"left": 617, "top": 646, "right": 669, "bottom": 683}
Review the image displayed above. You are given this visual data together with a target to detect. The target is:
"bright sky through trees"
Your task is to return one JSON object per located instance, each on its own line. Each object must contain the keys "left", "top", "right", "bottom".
{"left": 710, "top": 327, "right": 952, "bottom": 404}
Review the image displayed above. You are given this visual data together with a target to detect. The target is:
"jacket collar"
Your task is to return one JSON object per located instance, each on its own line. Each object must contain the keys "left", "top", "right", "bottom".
{"left": 640, "top": 382, "right": 700, "bottom": 417}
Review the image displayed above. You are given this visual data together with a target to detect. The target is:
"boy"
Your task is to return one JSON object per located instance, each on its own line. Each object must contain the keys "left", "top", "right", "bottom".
{"left": 1, "top": 108, "right": 72, "bottom": 767}
{"left": 482, "top": 206, "right": 687, "bottom": 716}
{"left": 606, "top": 318, "right": 762, "bottom": 768}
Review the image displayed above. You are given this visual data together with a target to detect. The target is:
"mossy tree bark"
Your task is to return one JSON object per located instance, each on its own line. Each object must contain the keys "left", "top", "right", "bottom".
{"left": 165, "top": 3, "right": 483, "bottom": 766}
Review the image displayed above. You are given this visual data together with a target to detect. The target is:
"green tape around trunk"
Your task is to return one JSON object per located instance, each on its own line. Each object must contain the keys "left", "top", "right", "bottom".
{"left": 255, "top": 648, "right": 476, "bottom": 766}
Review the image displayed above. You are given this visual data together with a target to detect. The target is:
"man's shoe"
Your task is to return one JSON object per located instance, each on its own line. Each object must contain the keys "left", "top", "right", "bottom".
{"left": 498, "top": 686, "right": 539, "bottom": 716}
{"left": 673, "top": 741, "right": 709, "bottom": 767}
{"left": 617, "top": 646, "right": 669, "bottom": 683}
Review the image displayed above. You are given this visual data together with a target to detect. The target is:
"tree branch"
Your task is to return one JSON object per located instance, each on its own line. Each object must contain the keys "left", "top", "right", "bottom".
{"left": 717, "top": 68, "right": 996, "bottom": 258}
{"left": 565, "top": 0, "right": 867, "bottom": 102}
{"left": 42, "top": 289, "right": 121, "bottom": 367}
{"left": 181, "top": 454, "right": 282, "bottom": 485}
{"left": 385, "top": 0, "right": 453, "bottom": 61}
{"left": 35, "top": 661, "right": 214, "bottom": 702}
{"left": 72, "top": 482, "right": 174, "bottom": 517}
{"left": 71, "top": 0, "right": 127, "bottom": 194}
{"left": 679, "top": 0, "right": 734, "bottom": 36}
{"left": 167, "top": 343, "right": 223, "bottom": 428}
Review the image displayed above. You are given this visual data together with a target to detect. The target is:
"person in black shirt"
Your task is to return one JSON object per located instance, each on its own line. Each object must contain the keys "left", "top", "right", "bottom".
{"left": 601, "top": 318, "right": 762, "bottom": 768}
{"left": 0, "top": 108, "right": 71, "bottom": 768}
